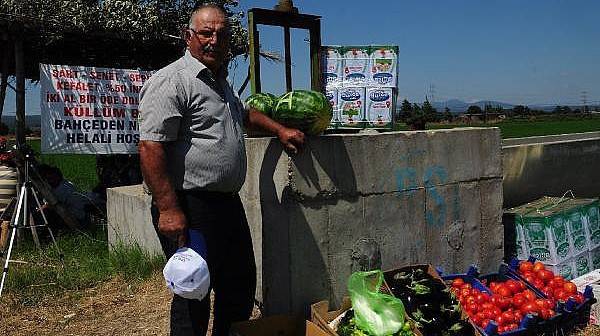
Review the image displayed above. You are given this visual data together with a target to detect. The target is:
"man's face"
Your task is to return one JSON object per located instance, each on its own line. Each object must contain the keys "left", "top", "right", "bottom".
{"left": 186, "top": 8, "right": 230, "bottom": 73}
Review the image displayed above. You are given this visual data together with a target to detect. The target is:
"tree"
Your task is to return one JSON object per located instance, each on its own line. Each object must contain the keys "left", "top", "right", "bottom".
{"left": 444, "top": 106, "right": 453, "bottom": 122}
{"left": 467, "top": 105, "right": 482, "bottom": 115}
{"left": 401, "top": 99, "right": 413, "bottom": 115}
{"left": 512, "top": 105, "right": 530, "bottom": 116}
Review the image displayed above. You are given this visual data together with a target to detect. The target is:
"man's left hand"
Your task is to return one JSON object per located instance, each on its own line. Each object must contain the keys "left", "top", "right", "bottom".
{"left": 277, "top": 127, "right": 305, "bottom": 154}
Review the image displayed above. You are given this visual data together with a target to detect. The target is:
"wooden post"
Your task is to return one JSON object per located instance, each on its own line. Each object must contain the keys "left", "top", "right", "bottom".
{"left": 14, "top": 34, "right": 25, "bottom": 148}
{"left": 248, "top": 11, "right": 261, "bottom": 94}
{"left": 0, "top": 33, "right": 9, "bottom": 121}
{"left": 283, "top": 26, "right": 292, "bottom": 92}
{"left": 309, "top": 21, "right": 322, "bottom": 92}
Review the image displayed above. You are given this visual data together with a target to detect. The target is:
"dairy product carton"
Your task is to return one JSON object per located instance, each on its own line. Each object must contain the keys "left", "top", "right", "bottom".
{"left": 573, "top": 250, "right": 593, "bottom": 278}
{"left": 520, "top": 212, "right": 571, "bottom": 264}
{"left": 566, "top": 205, "right": 589, "bottom": 255}
{"left": 342, "top": 47, "right": 369, "bottom": 87}
{"left": 338, "top": 87, "right": 365, "bottom": 127}
{"left": 325, "top": 89, "right": 340, "bottom": 125}
{"left": 366, "top": 87, "right": 393, "bottom": 127}
{"left": 516, "top": 225, "right": 528, "bottom": 260}
{"left": 369, "top": 46, "right": 398, "bottom": 87}
{"left": 581, "top": 200, "right": 600, "bottom": 249}
{"left": 321, "top": 46, "right": 343, "bottom": 89}
{"left": 590, "top": 246, "right": 600, "bottom": 270}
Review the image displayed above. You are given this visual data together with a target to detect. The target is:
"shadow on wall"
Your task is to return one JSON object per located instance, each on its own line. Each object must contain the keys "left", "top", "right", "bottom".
{"left": 258, "top": 136, "right": 360, "bottom": 315}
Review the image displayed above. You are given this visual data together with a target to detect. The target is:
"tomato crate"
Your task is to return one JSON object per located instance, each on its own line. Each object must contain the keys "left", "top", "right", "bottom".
{"left": 507, "top": 256, "right": 597, "bottom": 333}
{"left": 438, "top": 265, "right": 536, "bottom": 336}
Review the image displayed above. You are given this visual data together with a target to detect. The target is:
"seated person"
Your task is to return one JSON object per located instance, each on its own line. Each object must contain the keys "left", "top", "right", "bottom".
{"left": 37, "top": 164, "right": 91, "bottom": 228}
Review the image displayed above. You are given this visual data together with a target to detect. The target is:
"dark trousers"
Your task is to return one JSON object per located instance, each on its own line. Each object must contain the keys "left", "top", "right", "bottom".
{"left": 152, "top": 191, "right": 256, "bottom": 336}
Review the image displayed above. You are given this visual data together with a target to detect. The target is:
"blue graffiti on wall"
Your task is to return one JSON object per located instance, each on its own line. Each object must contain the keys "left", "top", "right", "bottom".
{"left": 395, "top": 164, "right": 460, "bottom": 228}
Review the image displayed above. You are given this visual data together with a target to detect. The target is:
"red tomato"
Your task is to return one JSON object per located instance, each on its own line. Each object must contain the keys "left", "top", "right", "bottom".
{"left": 502, "top": 311, "right": 515, "bottom": 324}
{"left": 513, "top": 310, "right": 524, "bottom": 322}
{"left": 460, "top": 288, "right": 472, "bottom": 298}
{"left": 524, "top": 275, "right": 537, "bottom": 284}
{"left": 522, "top": 271, "right": 536, "bottom": 279}
{"left": 564, "top": 282, "right": 578, "bottom": 294}
{"left": 535, "top": 298, "right": 548, "bottom": 310}
{"left": 506, "top": 323, "right": 519, "bottom": 331}
{"left": 462, "top": 283, "right": 473, "bottom": 291}
{"left": 533, "top": 279, "right": 545, "bottom": 289}
{"left": 482, "top": 302, "right": 495, "bottom": 311}
{"left": 522, "top": 302, "right": 539, "bottom": 314}
{"left": 519, "top": 261, "right": 534, "bottom": 273}
{"left": 506, "top": 280, "right": 520, "bottom": 294}
{"left": 497, "top": 297, "right": 511, "bottom": 310}
{"left": 552, "top": 276, "right": 565, "bottom": 288}
{"left": 482, "top": 319, "right": 490, "bottom": 329}
{"left": 554, "top": 289, "right": 566, "bottom": 301}
{"left": 512, "top": 294, "right": 526, "bottom": 307}
{"left": 540, "top": 308, "right": 555, "bottom": 319}
{"left": 533, "top": 261, "right": 546, "bottom": 272}
{"left": 542, "top": 286, "right": 554, "bottom": 299}
{"left": 452, "top": 278, "right": 465, "bottom": 288}
{"left": 495, "top": 314, "right": 507, "bottom": 326}
{"left": 538, "top": 269, "right": 554, "bottom": 283}
{"left": 523, "top": 290, "right": 536, "bottom": 302}
{"left": 498, "top": 285, "right": 512, "bottom": 297}
{"left": 467, "top": 303, "right": 478, "bottom": 314}
{"left": 574, "top": 293, "right": 585, "bottom": 304}
{"left": 482, "top": 309, "right": 494, "bottom": 320}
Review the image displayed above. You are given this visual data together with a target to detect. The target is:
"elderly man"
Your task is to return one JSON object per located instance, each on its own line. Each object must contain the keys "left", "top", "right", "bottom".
{"left": 138, "top": 4, "right": 305, "bottom": 336}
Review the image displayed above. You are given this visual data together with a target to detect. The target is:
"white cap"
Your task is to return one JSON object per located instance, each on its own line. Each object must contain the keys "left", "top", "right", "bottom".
{"left": 163, "top": 247, "right": 210, "bottom": 301}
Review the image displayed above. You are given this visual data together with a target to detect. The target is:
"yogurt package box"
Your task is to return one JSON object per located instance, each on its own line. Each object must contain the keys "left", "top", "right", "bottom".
{"left": 342, "top": 47, "right": 370, "bottom": 87}
{"left": 366, "top": 87, "right": 394, "bottom": 127}
{"left": 369, "top": 46, "right": 398, "bottom": 87}
{"left": 325, "top": 88, "right": 341, "bottom": 125}
{"left": 321, "top": 46, "right": 343, "bottom": 89}
{"left": 338, "top": 87, "right": 365, "bottom": 127}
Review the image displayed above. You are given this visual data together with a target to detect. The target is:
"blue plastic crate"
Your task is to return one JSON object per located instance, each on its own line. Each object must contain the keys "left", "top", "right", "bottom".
{"left": 438, "top": 266, "right": 536, "bottom": 336}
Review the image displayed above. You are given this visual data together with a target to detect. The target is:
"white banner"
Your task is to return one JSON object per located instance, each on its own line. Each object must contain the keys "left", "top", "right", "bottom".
{"left": 40, "top": 64, "right": 154, "bottom": 154}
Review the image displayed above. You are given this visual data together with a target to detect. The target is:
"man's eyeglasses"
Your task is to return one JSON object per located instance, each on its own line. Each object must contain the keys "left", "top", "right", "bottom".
{"left": 189, "top": 28, "right": 229, "bottom": 40}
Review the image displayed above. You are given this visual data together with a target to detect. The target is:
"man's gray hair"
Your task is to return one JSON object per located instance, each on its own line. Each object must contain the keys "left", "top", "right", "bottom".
{"left": 188, "top": 3, "right": 228, "bottom": 30}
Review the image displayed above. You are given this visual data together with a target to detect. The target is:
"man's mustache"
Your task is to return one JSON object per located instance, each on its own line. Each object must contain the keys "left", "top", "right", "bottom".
{"left": 203, "top": 45, "right": 216, "bottom": 53}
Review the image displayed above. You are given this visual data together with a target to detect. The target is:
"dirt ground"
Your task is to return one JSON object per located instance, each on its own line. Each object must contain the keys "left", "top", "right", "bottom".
{"left": 1, "top": 273, "right": 599, "bottom": 336}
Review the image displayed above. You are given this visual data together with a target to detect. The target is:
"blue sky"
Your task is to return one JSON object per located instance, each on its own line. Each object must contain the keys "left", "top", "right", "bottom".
{"left": 4, "top": 0, "right": 600, "bottom": 115}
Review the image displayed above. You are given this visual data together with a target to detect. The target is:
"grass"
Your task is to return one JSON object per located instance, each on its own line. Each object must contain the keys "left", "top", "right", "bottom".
{"left": 423, "top": 115, "right": 600, "bottom": 139}
{"left": 27, "top": 138, "right": 98, "bottom": 191}
{"left": 3, "top": 227, "right": 165, "bottom": 306}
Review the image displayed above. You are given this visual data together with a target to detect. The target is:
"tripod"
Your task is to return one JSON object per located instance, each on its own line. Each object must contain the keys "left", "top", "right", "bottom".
{"left": 0, "top": 155, "right": 63, "bottom": 297}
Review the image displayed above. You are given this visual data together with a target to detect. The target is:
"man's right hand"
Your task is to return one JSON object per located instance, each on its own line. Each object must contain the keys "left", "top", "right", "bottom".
{"left": 158, "top": 207, "right": 188, "bottom": 247}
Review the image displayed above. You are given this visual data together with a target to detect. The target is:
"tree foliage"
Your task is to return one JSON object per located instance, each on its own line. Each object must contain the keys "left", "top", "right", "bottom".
{"left": 0, "top": 0, "right": 248, "bottom": 77}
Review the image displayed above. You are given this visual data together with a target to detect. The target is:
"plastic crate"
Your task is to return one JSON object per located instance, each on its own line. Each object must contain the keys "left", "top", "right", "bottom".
{"left": 438, "top": 266, "right": 536, "bottom": 336}
{"left": 507, "top": 256, "right": 597, "bottom": 333}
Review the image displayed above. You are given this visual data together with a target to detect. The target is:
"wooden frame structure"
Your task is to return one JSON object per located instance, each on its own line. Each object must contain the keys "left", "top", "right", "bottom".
{"left": 247, "top": 8, "right": 322, "bottom": 94}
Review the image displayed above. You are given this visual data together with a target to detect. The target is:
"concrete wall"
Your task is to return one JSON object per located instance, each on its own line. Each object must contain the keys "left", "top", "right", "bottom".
{"left": 241, "top": 127, "right": 504, "bottom": 315}
{"left": 107, "top": 185, "right": 162, "bottom": 255}
{"left": 107, "top": 127, "right": 505, "bottom": 315}
{"left": 503, "top": 132, "right": 600, "bottom": 209}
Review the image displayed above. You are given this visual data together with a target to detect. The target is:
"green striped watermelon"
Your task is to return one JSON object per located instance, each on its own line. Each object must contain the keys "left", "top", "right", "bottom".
{"left": 245, "top": 92, "right": 278, "bottom": 117}
{"left": 273, "top": 90, "right": 333, "bottom": 135}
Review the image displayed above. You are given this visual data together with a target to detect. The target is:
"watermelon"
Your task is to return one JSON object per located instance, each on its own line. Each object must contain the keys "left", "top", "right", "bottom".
{"left": 273, "top": 90, "right": 333, "bottom": 135}
{"left": 245, "top": 92, "right": 278, "bottom": 117}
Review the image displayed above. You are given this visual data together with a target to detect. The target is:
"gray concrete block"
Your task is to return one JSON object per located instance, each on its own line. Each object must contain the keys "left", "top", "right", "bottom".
{"left": 479, "top": 178, "right": 505, "bottom": 274}
{"left": 107, "top": 185, "right": 161, "bottom": 256}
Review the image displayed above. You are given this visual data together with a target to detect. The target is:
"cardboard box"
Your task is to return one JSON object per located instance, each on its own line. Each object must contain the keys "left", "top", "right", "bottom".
{"left": 230, "top": 315, "right": 329, "bottom": 336}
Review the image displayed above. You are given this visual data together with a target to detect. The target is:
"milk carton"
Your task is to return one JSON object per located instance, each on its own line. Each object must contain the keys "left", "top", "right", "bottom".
{"left": 369, "top": 46, "right": 398, "bottom": 87}
{"left": 338, "top": 87, "right": 365, "bottom": 127}
{"left": 566, "top": 206, "right": 589, "bottom": 255}
{"left": 342, "top": 47, "right": 369, "bottom": 87}
{"left": 581, "top": 200, "right": 600, "bottom": 249}
{"left": 520, "top": 213, "right": 571, "bottom": 264}
{"left": 573, "top": 251, "right": 593, "bottom": 278}
{"left": 322, "top": 46, "right": 343, "bottom": 89}
{"left": 366, "top": 87, "right": 393, "bottom": 127}
{"left": 325, "top": 89, "right": 340, "bottom": 125}
{"left": 590, "top": 246, "right": 600, "bottom": 270}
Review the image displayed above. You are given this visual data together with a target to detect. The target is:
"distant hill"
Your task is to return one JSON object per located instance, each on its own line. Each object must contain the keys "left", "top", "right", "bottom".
{"left": 1, "top": 115, "right": 41, "bottom": 130}
{"left": 432, "top": 100, "right": 513, "bottom": 113}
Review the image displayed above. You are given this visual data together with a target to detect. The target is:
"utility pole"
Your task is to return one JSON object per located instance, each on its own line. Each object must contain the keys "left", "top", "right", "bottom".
{"left": 428, "top": 84, "right": 435, "bottom": 104}
{"left": 581, "top": 91, "right": 588, "bottom": 114}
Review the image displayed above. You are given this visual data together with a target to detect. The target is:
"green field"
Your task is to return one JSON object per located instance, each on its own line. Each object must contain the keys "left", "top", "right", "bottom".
{"left": 394, "top": 116, "right": 600, "bottom": 138}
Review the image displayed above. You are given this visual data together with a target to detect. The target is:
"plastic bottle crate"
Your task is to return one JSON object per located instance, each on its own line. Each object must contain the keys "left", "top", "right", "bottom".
{"left": 507, "top": 256, "right": 597, "bottom": 333}
{"left": 438, "top": 266, "right": 536, "bottom": 336}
